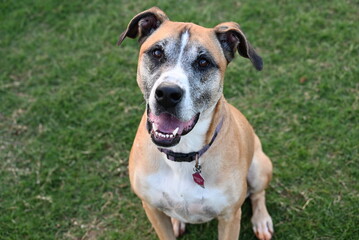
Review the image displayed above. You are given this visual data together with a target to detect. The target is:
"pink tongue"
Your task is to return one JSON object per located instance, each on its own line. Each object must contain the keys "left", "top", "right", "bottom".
{"left": 149, "top": 112, "right": 189, "bottom": 134}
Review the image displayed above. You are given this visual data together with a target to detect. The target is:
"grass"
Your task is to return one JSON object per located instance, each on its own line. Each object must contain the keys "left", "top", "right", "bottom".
{"left": 0, "top": 0, "right": 358, "bottom": 239}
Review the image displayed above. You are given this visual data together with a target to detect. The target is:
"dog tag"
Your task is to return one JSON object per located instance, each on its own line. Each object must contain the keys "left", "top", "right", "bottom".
{"left": 192, "top": 172, "right": 205, "bottom": 188}
{"left": 193, "top": 155, "right": 205, "bottom": 188}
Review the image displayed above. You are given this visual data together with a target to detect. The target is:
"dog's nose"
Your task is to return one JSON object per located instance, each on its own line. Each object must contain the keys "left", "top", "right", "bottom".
{"left": 155, "top": 83, "right": 184, "bottom": 108}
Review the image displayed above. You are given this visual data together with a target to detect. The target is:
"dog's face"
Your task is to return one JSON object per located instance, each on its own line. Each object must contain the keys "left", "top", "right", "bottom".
{"left": 138, "top": 22, "right": 227, "bottom": 147}
{"left": 118, "top": 7, "right": 262, "bottom": 147}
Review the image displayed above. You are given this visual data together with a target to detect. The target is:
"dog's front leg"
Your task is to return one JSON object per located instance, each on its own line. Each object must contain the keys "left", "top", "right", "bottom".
{"left": 142, "top": 201, "right": 176, "bottom": 240}
{"left": 218, "top": 208, "right": 242, "bottom": 240}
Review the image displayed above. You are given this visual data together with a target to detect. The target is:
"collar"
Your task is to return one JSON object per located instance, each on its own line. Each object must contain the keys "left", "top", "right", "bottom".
{"left": 157, "top": 118, "right": 224, "bottom": 162}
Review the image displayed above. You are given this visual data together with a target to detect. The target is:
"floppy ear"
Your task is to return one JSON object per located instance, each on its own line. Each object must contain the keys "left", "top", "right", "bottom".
{"left": 117, "top": 7, "right": 169, "bottom": 46}
{"left": 214, "top": 22, "right": 263, "bottom": 71}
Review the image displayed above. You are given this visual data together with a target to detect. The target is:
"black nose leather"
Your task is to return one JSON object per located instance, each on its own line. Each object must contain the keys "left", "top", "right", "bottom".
{"left": 155, "top": 83, "right": 183, "bottom": 108}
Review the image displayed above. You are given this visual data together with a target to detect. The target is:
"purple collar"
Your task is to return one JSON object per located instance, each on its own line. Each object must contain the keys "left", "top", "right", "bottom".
{"left": 157, "top": 118, "right": 224, "bottom": 162}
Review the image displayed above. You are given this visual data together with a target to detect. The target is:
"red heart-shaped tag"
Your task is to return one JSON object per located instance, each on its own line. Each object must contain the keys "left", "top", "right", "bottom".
{"left": 192, "top": 172, "right": 205, "bottom": 188}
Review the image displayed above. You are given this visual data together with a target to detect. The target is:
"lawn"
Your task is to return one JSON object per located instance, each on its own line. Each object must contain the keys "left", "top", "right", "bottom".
{"left": 0, "top": 0, "right": 358, "bottom": 239}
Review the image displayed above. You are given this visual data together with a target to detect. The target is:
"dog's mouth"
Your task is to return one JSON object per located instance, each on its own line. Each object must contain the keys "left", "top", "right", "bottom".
{"left": 146, "top": 107, "right": 200, "bottom": 147}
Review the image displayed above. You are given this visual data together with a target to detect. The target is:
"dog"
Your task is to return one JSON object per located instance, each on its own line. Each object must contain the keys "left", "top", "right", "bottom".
{"left": 118, "top": 7, "right": 273, "bottom": 240}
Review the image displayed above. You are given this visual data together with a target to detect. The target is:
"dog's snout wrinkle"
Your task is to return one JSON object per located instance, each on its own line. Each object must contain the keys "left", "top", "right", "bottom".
{"left": 155, "top": 83, "right": 184, "bottom": 108}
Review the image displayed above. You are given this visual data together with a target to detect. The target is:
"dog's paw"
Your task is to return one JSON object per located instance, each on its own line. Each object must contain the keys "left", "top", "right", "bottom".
{"left": 171, "top": 218, "right": 186, "bottom": 238}
{"left": 251, "top": 212, "right": 274, "bottom": 240}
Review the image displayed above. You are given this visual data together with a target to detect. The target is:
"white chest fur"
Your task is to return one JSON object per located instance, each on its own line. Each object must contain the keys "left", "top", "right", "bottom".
{"left": 143, "top": 159, "right": 229, "bottom": 224}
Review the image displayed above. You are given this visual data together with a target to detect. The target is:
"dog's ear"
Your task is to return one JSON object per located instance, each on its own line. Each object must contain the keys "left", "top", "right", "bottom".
{"left": 117, "top": 7, "right": 169, "bottom": 46}
{"left": 214, "top": 22, "right": 263, "bottom": 71}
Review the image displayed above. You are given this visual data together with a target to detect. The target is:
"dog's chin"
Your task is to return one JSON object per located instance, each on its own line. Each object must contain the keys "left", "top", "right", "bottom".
{"left": 146, "top": 108, "right": 200, "bottom": 148}
{"left": 150, "top": 133, "right": 182, "bottom": 147}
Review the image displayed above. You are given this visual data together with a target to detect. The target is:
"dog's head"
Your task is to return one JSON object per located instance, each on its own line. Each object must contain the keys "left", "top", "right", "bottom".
{"left": 118, "top": 7, "right": 262, "bottom": 147}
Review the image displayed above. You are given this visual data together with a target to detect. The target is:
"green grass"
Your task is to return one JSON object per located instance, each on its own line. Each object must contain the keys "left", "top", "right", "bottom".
{"left": 1, "top": 0, "right": 358, "bottom": 239}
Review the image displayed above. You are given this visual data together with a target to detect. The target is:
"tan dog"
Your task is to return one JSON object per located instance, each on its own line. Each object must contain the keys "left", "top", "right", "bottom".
{"left": 118, "top": 7, "right": 273, "bottom": 240}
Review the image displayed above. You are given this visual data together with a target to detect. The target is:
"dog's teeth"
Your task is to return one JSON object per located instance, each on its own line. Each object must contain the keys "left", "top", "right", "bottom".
{"left": 172, "top": 127, "right": 179, "bottom": 136}
{"left": 152, "top": 123, "right": 158, "bottom": 132}
{"left": 154, "top": 131, "right": 176, "bottom": 139}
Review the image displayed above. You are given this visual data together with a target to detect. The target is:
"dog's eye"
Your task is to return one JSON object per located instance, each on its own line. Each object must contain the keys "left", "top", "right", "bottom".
{"left": 152, "top": 49, "right": 164, "bottom": 59}
{"left": 198, "top": 58, "right": 210, "bottom": 68}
